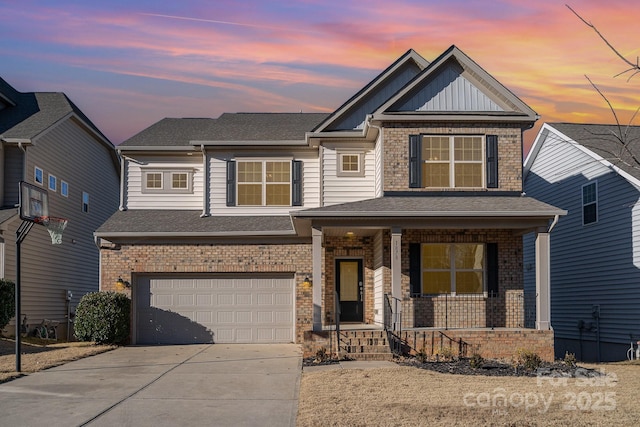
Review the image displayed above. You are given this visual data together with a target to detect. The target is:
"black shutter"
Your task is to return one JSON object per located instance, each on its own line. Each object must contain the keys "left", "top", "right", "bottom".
{"left": 409, "top": 243, "right": 421, "bottom": 296}
{"left": 409, "top": 135, "right": 422, "bottom": 188}
{"left": 487, "top": 243, "right": 499, "bottom": 296}
{"left": 292, "top": 160, "right": 302, "bottom": 206}
{"left": 486, "top": 135, "right": 498, "bottom": 188}
{"left": 226, "top": 160, "right": 236, "bottom": 206}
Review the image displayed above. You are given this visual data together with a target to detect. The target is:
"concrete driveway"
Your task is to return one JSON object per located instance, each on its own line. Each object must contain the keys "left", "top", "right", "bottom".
{"left": 0, "top": 344, "right": 302, "bottom": 427}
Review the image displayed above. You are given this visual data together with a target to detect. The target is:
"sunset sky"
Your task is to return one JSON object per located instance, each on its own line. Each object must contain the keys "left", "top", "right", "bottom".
{"left": 2, "top": 0, "right": 639, "bottom": 152}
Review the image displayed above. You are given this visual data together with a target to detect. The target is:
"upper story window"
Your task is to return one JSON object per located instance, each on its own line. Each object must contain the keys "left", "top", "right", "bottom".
{"left": 337, "top": 151, "right": 364, "bottom": 177}
{"left": 582, "top": 181, "right": 598, "bottom": 225}
{"left": 142, "top": 169, "right": 193, "bottom": 194}
{"left": 61, "top": 181, "right": 69, "bottom": 197}
{"left": 237, "top": 160, "right": 290, "bottom": 206}
{"left": 409, "top": 134, "right": 498, "bottom": 189}
{"left": 226, "top": 159, "right": 302, "bottom": 207}
{"left": 82, "top": 192, "right": 89, "bottom": 213}
{"left": 34, "top": 167, "right": 44, "bottom": 185}
{"left": 48, "top": 174, "right": 57, "bottom": 192}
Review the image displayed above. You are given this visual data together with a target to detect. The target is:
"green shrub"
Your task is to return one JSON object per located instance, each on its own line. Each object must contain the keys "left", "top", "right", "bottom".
{"left": 0, "top": 279, "right": 15, "bottom": 331}
{"left": 74, "top": 292, "right": 130, "bottom": 344}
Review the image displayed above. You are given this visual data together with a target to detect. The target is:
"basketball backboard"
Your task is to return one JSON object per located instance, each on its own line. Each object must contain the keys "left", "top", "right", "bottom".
{"left": 19, "top": 181, "right": 49, "bottom": 222}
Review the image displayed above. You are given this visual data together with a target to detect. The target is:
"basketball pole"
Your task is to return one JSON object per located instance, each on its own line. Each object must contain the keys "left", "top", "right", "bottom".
{"left": 15, "top": 220, "right": 34, "bottom": 373}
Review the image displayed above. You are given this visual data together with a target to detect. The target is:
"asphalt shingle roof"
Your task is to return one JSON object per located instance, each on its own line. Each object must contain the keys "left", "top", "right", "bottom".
{"left": 96, "top": 210, "right": 295, "bottom": 235}
{"left": 292, "top": 196, "right": 565, "bottom": 217}
{"left": 549, "top": 123, "right": 640, "bottom": 182}
{"left": 119, "top": 113, "right": 330, "bottom": 147}
{"left": 0, "top": 208, "right": 17, "bottom": 225}
{"left": 0, "top": 78, "right": 109, "bottom": 143}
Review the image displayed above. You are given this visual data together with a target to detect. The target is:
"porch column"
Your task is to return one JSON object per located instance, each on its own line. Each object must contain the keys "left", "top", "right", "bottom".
{"left": 312, "top": 227, "right": 323, "bottom": 331}
{"left": 391, "top": 228, "right": 402, "bottom": 300}
{"left": 535, "top": 230, "right": 551, "bottom": 330}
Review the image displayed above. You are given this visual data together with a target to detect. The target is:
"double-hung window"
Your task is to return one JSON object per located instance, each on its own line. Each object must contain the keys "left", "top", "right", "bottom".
{"left": 409, "top": 134, "right": 498, "bottom": 189}
{"left": 421, "top": 243, "right": 485, "bottom": 294}
{"left": 237, "top": 160, "right": 291, "bottom": 206}
{"left": 582, "top": 181, "right": 598, "bottom": 225}
{"left": 227, "top": 159, "right": 302, "bottom": 207}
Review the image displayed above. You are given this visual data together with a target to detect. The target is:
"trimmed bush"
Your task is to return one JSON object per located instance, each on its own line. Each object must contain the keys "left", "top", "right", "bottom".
{"left": 0, "top": 279, "right": 16, "bottom": 331}
{"left": 74, "top": 291, "right": 131, "bottom": 344}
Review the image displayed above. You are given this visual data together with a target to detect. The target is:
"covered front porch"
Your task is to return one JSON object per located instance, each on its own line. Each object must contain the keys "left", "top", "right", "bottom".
{"left": 291, "top": 195, "right": 565, "bottom": 360}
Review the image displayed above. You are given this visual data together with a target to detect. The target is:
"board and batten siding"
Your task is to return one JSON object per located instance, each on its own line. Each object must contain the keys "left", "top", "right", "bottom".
{"left": 524, "top": 129, "right": 640, "bottom": 355}
{"left": 126, "top": 156, "right": 203, "bottom": 210}
{"left": 208, "top": 150, "right": 320, "bottom": 215}
{"left": 4, "top": 118, "right": 119, "bottom": 330}
{"left": 322, "top": 143, "right": 375, "bottom": 207}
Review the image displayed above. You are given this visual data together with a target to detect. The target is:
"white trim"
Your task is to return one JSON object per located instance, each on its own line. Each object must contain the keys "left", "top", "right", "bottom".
{"left": 34, "top": 166, "right": 44, "bottom": 185}
{"left": 582, "top": 181, "right": 598, "bottom": 226}
{"left": 61, "top": 180, "right": 69, "bottom": 197}
{"left": 48, "top": 174, "right": 57, "bottom": 192}
{"left": 336, "top": 150, "right": 364, "bottom": 177}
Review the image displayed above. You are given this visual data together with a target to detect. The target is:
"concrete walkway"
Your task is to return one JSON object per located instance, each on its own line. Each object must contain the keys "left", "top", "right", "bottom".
{"left": 0, "top": 344, "right": 301, "bottom": 427}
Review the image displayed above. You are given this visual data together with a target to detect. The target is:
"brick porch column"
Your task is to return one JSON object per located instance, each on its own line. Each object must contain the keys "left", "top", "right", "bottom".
{"left": 312, "top": 227, "right": 322, "bottom": 331}
{"left": 535, "top": 230, "right": 551, "bottom": 330}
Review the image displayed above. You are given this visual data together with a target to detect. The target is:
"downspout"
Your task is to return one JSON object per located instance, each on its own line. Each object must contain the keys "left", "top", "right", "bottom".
{"left": 366, "top": 115, "right": 383, "bottom": 197}
{"left": 200, "top": 144, "right": 209, "bottom": 217}
{"left": 118, "top": 152, "right": 126, "bottom": 211}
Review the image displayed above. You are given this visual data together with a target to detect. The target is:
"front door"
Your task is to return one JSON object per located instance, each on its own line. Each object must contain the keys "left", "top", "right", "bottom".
{"left": 336, "top": 259, "right": 363, "bottom": 323}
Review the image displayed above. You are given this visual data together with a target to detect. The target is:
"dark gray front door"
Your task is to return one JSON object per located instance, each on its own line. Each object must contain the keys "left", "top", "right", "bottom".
{"left": 336, "top": 259, "right": 363, "bottom": 322}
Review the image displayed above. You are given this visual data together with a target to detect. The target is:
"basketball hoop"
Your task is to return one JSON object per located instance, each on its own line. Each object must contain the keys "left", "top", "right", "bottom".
{"left": 35, "top": 216, "right": 68, "bottom": 245}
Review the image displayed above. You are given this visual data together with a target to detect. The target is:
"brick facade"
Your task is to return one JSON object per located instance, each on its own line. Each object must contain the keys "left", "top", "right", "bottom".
{"left": 100, "top": 242, "right": 314, "bottom": 343}
{"left": 382, "top": 123, "right": 523, "bottom": 192}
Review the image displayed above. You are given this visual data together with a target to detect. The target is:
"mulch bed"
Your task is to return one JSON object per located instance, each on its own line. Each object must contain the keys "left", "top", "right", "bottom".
{"left": 396, "top": 357, "right": 605, "bottom": 378}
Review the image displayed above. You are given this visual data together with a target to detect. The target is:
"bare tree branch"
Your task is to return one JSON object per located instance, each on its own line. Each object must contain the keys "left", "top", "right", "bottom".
{"left": 567, "top": 4, "right": 640, "bottom": 81}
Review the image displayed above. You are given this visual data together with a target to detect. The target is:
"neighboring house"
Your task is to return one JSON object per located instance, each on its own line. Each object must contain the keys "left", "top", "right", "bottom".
{"left": 0, "top": 78, "right": 120, "bottom": 338}
{"left": 96, "top": 46, "right": 565, "bottom": 360}
{"left": 524, "top": 122, "right": 640, "bottom": 362}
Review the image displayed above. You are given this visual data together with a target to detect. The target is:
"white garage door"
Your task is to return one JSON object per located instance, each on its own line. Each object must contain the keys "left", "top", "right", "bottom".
{"left": 136, "top": 275, "right": 295, "bottom": 344}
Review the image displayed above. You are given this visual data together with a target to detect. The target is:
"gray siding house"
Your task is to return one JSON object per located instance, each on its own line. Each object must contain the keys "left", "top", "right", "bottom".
{"left": 524, "top": 122, "right": 640, "bottom": 361}
{"left": 0, "top": 78, "right": 120, "bottom": 338}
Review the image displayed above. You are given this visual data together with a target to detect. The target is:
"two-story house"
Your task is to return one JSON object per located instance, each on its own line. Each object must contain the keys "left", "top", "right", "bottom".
{"left": 96, "top": 46, "right": 565, "bottom": 360}
{"left": 524, "top": 122, "right": 640, "bottom": 362}
{"left": 0, "top": 77, "right": 120, "bottom": 339}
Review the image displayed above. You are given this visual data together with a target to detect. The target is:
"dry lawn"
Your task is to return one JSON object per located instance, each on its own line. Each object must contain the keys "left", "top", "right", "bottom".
{"left": 0, "top": 338, "right": 115, "bottom": 383}
{"left": 298, "top": 361, "right": 640, "bottom": 426}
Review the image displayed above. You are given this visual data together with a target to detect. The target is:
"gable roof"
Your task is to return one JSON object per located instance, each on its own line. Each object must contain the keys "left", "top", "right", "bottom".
{"left": 312, "top": 49, "right": 430, "bottom": 133}
{"left": 373, "top": 45, "right": 538, "bottom": 122}
{"left": 0, "top": 78, "right": 111, "bottom": 145}
{"left": 525, "top": 122, "right": 640, "bottom": 186}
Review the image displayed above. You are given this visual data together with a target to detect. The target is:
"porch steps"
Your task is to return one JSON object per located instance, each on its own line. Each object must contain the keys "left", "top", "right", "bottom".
{"left": 338, "top": 330, "right": 393, "bottom": 361}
